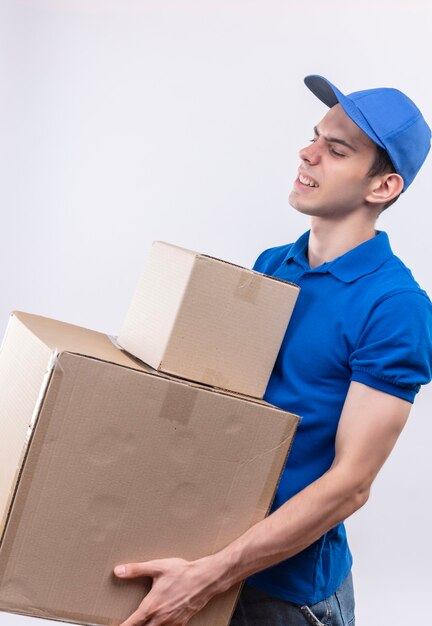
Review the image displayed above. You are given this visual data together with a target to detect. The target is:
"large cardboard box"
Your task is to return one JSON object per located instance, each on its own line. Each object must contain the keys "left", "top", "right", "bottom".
{"left": 0, "top": 311, "right": 299, "bottom": 626}
{"left": 118, "top": 241, "right": 299, "bottom": 398}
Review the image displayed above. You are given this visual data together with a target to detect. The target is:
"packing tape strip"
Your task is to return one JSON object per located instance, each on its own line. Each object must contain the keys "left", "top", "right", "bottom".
{"left": 159, "top": 381, "right": 199, "bottom": 425}
{"left": 234, "top": 271, "right": 262, "bottom": 304}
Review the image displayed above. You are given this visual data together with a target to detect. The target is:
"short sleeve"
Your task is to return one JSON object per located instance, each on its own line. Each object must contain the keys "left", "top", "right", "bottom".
{"left": 349, "top": 290, "right": 432, "bottom": 403}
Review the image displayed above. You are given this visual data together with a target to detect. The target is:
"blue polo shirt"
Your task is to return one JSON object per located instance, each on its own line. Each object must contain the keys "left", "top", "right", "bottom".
{"left": 247, "top": 229, "right": 432, "bottom": 605}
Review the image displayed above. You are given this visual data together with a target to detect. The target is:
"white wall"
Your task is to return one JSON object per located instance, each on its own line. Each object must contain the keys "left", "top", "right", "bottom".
{"left": 1, "top": 1, "right": 431, "bottom": 624}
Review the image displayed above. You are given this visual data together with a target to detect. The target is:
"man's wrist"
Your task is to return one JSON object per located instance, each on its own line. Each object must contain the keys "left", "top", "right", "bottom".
{"left": 195, "top": 549, "right": 239, "bottom": 596}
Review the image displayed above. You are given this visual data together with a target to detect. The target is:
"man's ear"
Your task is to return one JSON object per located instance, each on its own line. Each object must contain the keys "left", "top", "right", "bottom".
{"left": 365, "top": 173, "right": 404, "bottom": 206}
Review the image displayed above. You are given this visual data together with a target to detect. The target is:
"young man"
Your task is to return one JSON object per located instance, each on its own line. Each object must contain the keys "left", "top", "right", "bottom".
{"left": 114, "top": 76, "right": 432, "bottom": 626}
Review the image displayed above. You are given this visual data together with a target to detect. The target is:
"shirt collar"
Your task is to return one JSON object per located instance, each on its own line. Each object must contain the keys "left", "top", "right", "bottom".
{"left": 283, "top": 230, "right": 311, "bottom": 270}
{"left": 284, "top": 230, "right": 394, "bottom": 283}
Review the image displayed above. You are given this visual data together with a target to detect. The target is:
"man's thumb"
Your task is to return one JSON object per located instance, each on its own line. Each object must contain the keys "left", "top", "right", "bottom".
{"left": 114, "top": 561, "right": 158, "bottom": 579}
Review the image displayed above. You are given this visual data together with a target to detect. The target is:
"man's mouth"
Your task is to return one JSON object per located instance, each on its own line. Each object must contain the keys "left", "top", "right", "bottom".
{"left": 297, "top": 173, "right": 319, "bottom": 188}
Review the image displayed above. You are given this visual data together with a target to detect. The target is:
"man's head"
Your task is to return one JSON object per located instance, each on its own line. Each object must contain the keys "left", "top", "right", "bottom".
{"left": 289, "top": 75, "right": 431, "bottom": 218}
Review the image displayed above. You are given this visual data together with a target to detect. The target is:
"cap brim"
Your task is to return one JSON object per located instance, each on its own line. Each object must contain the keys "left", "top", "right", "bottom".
{"left": 304, "top": 74, "right": 385, "bottom": 149}
{"left": 304, "top": 75, "right": 341, "bottom": 108}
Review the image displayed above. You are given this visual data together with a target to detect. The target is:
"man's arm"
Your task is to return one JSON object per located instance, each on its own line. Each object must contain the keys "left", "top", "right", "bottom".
{"left": 114, "top": 381, "right": 411, "bottom": 626}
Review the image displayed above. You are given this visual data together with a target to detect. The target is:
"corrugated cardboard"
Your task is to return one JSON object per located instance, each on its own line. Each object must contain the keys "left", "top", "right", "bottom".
{"left": 0, "top": 311, "right": 299, "bottom": 626}
{"left": 118, "top": 241, "right": 300, "bottom": 398}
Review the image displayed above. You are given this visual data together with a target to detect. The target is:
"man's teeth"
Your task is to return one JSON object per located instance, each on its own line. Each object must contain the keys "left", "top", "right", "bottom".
{"left": 299, "top": 174, "right": 319, "bottom": 187}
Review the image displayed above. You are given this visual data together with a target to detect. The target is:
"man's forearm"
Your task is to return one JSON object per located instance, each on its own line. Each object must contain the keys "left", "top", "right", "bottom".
{"left": 200, "top": 463, "right": 368, "bottom": 596}
{"left": 199, "top": 382, "right": 411, "bottom": 597}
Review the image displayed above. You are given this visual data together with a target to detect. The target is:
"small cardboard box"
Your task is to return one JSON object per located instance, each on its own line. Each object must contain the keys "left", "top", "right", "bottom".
{"left": 0, "top": 311, "right": 299, "bottom": 626}
{"left": 118, "top": 242, "right": 299, "bottom": 398}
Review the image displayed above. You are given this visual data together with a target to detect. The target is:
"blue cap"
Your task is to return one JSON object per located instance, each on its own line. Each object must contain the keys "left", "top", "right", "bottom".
{"left": 304, "top": 74, "right": 431, "bottom": 191}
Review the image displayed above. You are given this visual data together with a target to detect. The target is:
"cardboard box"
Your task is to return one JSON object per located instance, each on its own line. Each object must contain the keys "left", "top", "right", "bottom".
{"left": 118, "top": 241, "right": 299, "bottom": 398}
{"left": 0, "top": 311, "right": 299, "bottom": 626}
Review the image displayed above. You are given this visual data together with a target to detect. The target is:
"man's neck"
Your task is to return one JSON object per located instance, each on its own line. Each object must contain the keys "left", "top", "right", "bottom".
{"left": 308, "top": 214, "right": 377, "bottom": 269}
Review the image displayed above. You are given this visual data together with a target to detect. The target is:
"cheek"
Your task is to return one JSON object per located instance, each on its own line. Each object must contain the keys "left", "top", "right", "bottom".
{"left": 318, "top": 171, "right": 369, "bottom": 206}
{"left": 325, "top": 166, "right": 369, "bottom": 193}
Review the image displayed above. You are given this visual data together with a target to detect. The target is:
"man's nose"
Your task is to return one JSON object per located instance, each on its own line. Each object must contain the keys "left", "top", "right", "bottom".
{"left": 299, "top": 140, "right": 321, "bottom": 165}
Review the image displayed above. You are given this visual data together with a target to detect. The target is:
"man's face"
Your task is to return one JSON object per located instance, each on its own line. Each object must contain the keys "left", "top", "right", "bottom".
{"left": 289, "top": 103, "right": 379, "bottom": 218}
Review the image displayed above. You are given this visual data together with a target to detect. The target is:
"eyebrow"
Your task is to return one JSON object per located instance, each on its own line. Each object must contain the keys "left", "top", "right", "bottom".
{"left": 313, "top": 125, "right": 357, "bottom": 152}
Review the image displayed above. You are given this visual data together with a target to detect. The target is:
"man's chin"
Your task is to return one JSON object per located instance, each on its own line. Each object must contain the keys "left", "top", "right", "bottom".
{"left": 288, "top": 189, "right": 299, "bottom": 210}
{"left": 288, "top": 192, "right": 316, "bottom": 216}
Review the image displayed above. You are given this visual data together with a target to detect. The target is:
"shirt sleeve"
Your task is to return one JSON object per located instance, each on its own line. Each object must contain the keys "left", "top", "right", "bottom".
{"left": 349, "top": 290, "right": 432, "bottom": 403}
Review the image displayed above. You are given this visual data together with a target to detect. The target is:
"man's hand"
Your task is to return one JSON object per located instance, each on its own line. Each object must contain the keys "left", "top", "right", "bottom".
{"left": 114, "top": 556, "right": 221, "bottom": 626}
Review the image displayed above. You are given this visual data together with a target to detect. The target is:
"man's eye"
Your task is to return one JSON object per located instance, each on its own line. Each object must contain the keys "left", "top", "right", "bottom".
{"left": 309, "top": 138, "right": 317, "bottom": 143}
{"left": 329, "top": 145, "right": 345, "bottom": 157}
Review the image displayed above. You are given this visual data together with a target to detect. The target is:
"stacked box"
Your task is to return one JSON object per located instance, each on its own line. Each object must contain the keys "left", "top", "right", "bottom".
{"left": 118, "top": 241, "right": 300, "bottom": 398}
{"left": 0, "top": 310, "right": 299, "bottom": 626}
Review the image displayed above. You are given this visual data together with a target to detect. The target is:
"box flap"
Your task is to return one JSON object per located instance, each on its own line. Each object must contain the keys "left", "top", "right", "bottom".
{"left": 12, "top": 311, "right": 145, "bottom": 371}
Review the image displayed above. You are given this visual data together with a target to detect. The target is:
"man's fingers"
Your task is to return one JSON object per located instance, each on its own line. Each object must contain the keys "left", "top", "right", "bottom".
{"left": 114, "top": 560, "right": 161, "bottom": 580}
{"left": 118, "top": 603, "right": 150, "bottom": 626}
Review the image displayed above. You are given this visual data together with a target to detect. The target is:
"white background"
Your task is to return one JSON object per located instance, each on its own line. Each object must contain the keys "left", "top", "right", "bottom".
{"left": 1, "top": 1, "right": 431, "bottom": 624}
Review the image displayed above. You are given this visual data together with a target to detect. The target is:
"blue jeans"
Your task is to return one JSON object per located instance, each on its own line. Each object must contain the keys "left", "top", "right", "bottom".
{"left": 229, "top": 572, "right": 355, "bottom": 626}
